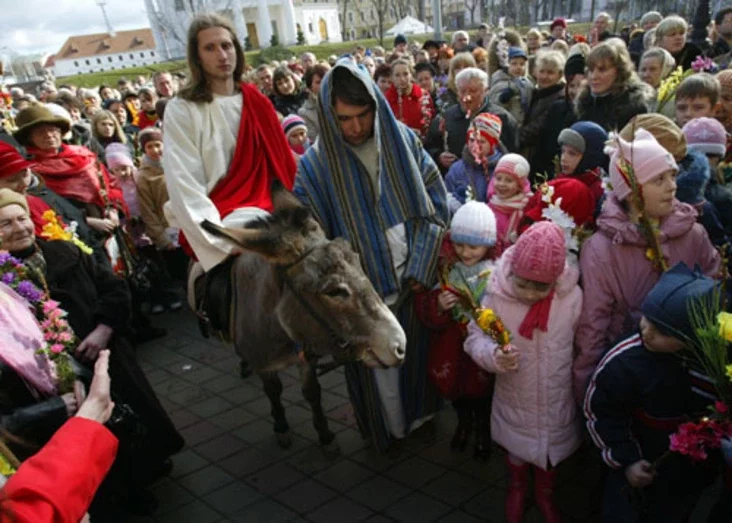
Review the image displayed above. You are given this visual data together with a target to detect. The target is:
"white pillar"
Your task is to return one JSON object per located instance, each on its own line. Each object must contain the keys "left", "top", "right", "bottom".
{"left": 231, "top": 0, "right": 249, "bottom": 44}
{"left": 257, "top": 0, "right": 273, "bottom": 47}
{"left": 282, "top": 0, "right": 297, "bottom": 44}
{"left": 143, "top": 0, "right": 169, "bottom": 60}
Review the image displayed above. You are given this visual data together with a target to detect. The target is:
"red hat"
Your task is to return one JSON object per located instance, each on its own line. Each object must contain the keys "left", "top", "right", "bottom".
{"left": 550, "top": 17, "right": 567, "bottom": 30}
{"left": 0, "top": 142, "right": 32, "bottom": 179}
{"left": 518, "top": 178, "right": 596, "bottom": 235}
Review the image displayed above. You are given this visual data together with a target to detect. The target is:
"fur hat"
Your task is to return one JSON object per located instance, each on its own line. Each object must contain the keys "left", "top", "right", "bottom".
{"left": 450, "top": 201, "right": 497, "bottom": 247}
{"left": 641, "top": 262, "right": 720, "bottom": 342}
{"left": 470, "top": 113, "right": 502, "bottom": 146}
{"left": 550, "top": 17, "right": 567, "bottom": 30}
{"left": 281, "top": 114, "right": 307, "bottom": 139}
{"left": 13, "top": 103, "right": 71, "bottom": 146}
{"left": 493, "top": 153, "right": 531, "bottom": 189}
{"left": 139, "top": 127, "right": 163, "bottom": 152}
{"left": 0, "top": 188, "right": 28, "bottom": 212}
{"left": 564, "top": 53, "right": 586, "bottom": 79}
{"left": 619, "top": 114, "right": 687, "bottom": 162}
{"left": 558, "top": 121, "right": 609, "bottom": 173}
{"left": 681, "top": 117, "right": 727, "bottom": 157}
{"left": 105, "top": 143, "right": 134, "bottom": 171}
{"left": 607, "top": 129, "right": 678, "bottom": 202}
{"left": 0, "top": 142, "right": 32, "bottom": 179}
{"left": 511, "top": 221, "right": 566, "bottom": 284}
{"left": 508, "top": 47, "right": 528, "bottom": 61}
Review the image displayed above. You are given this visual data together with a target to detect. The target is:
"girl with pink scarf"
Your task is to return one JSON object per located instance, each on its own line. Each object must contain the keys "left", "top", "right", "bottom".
{"left": 487, "top": 154, "right": 532, "bottom": 255}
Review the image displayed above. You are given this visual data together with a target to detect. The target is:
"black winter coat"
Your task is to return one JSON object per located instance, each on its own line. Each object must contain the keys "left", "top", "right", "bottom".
{"left": 271, "top": 90, "right": 308, "bottom": 117}
{"left": 531, "top": 97, "right": 577, "bottom": 181}
{"left": 574, "top": 82, "right": 653, "bottom": 132}
{"left": 520, "top": 83, "right": 565, "bottom": 163}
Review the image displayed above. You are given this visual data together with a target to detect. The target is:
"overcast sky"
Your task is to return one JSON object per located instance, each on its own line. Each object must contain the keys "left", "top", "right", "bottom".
{"left": 0, "top": 0, "right": 151, "bottom": 56}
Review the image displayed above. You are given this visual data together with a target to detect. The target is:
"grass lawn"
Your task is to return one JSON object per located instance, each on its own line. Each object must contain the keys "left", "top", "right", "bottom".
{"left": 57, "top": 22, "right": 594, "bottom": 88}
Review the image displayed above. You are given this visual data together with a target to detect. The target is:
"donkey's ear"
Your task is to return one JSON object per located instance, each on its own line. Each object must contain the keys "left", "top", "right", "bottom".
{"left": 271, "top": 181, "right": 303, "bottom": 212}
{"left": 201, "top": 220, "right": 283, "bottom": 258}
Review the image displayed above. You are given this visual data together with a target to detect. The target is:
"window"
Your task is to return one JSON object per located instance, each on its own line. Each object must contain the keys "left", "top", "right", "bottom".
{"left": 74, "top": 61, "right": 78, "bottom": 66}
{"left": 309, "top": 22, "right": 314, "bottom": 33}
{"left": 174, "top": 0, "right": 184, "bottom": 10}
{"left": 119, "top": 55, "right": 123, "bottom": 61}
{"left": 96, "top": 58, "right": 102, "bottom": 64}
{"left": 85, "top": 59, "right": 90, "bottom": 65}
{"left": 108, "top": 56, "right": 113, "bottom": 62}
{"left": 360, "top": 11, "right": 365, "bottom": 21}
{"left": 140, "top": 52, "right": 144, "bottom": 58}
{"left": 348, "top": 12, "right": 353, "bottom": 22}
{"left": 129, "top": 53, "right": 134, "bottom": 59}
{"left": 150, "top": 51, "right": 155, "bottom": 56}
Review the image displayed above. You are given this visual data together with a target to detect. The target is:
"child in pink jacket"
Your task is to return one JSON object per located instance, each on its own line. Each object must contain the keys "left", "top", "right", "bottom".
{"left": 464, "top": 221, "right": 583, "bottom": 523}
{"left": 487, "top": 153, "right": 532, "bottom": 256}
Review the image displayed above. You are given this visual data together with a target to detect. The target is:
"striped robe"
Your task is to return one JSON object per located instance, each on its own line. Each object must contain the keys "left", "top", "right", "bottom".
{"left": 294, "top": 59, "right": 449, "bottom": 452}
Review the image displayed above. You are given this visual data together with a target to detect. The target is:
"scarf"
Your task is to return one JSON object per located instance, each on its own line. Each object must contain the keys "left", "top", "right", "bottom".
{"left": 299, "top": 59, "right": 447, "bottom": 296}
{"left": 27, "top": 145, "right": 128, "bottom": 216}
{"left": 141, "top": 155, "right": 162, "bottom": 170}
{"left": 0, "top": 283, "right": 57, "bottom": 397}
{"left": 518, "top": 289, "right": 555, "bottom": 340}
{"left": 179, "top": 83, "right": 297, "bottom": 257}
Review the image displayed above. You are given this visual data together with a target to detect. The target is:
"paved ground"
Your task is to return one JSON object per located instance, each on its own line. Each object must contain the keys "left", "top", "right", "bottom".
{"left": 99, "top": 309, "right": 718, "bottom": 523}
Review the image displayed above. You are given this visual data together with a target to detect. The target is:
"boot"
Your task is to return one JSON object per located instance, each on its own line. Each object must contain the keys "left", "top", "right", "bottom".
{"left": 505, "top": 457, "right": 530, "bottom": 523}
{"left": 473, "top": 401, "right": 491, "bottom": 461}
{"left": 450, "top": 400, "right": 472, "bottom": 451}
{"left": 534, "top": 466, "right": 561, "bottom": 523}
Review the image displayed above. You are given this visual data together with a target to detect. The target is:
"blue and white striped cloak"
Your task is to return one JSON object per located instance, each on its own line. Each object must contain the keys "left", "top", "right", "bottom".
{"left": 294, "top": 59, "right": 449, "bottom": 452}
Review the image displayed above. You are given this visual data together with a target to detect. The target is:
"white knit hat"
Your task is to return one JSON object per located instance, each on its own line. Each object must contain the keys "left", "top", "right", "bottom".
{"left": 450, "top": 201, "right": 497, "bottom": 247}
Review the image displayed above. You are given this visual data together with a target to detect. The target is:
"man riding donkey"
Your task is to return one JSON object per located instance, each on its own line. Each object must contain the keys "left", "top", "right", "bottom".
{"left": 294, "top": 59, "right": 450, "bottom": 452}
{"left": 163, "top": 13, "right": 296, "bottom": 374}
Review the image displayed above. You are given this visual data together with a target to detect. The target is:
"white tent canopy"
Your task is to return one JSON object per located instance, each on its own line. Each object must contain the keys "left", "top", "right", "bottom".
{"left": 386, "top": 16, "right": 433, "bottom": 36}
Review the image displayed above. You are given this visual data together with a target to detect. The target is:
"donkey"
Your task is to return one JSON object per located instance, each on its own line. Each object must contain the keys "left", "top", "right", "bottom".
{"left": 201, "top": 186, "right": 406, "bottom": 450}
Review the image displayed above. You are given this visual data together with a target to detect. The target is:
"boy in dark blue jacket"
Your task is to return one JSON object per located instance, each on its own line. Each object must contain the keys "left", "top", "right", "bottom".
{"left": 583, "top": 263, "right": 719, "bottom": 523}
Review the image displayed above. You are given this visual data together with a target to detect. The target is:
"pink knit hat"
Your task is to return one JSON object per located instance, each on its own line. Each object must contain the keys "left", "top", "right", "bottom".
{"left": 105, "top": 143, "right": 134, "bottom": 170}
{"left": 511, "top": 221, "right": 565, "bottom": 284}
{"left": 681, "top": 117, "right": 727, "bottom": 157}
{"left": 491, "top": 153, "right": 531, "bottom": 194}
{"left": 606, "top": 129, "right": 678, "bottom": 202}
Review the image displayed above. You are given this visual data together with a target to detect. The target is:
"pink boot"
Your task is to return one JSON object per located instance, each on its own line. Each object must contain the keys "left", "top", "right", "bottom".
{"left": 533, "top": 466, "right": 561, "bottom": 523}
{"left": 505, "top": 457, "right": 530, "bottom": 523}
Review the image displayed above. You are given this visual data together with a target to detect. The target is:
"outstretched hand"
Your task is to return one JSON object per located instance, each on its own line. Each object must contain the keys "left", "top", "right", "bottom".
{"left": 75, "top": 350, "right": 115, "bottom": 424}
{"left": 76, "top": 324, "right": 113, "bottom": 363}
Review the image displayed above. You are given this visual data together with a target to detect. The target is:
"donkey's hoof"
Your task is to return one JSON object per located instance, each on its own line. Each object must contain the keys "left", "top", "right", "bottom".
{"left": 320, "top": 438, "right": 340, "bottom": 458}
{"left": 276, "top": 431, "right": 292, "bottom": 449}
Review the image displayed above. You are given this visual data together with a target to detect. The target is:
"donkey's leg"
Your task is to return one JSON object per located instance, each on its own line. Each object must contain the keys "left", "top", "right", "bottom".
{"left": 258, "top": 371, "right": 291, "bottom": 448}
{"left": 300, "top": 363, "right": 338, "bottom": 451}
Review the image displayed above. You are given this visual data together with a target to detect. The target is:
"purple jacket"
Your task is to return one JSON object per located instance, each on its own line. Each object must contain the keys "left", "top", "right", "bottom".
{"left": 573, "top": 196, "right": 720, "bottom": 404}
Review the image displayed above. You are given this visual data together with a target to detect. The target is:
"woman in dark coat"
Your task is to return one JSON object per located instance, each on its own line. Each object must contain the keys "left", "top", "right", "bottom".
{"left": 0, "top": 191, "right": 183, "bottom": 514}
{"left": 575, "top": 38, "right": 654, "bottom": 132}
{"left": 655, "top": 15, "right": 703, "bottom": 71}
{"left": 271, "top": 66, "right": 308, "bottom": 117}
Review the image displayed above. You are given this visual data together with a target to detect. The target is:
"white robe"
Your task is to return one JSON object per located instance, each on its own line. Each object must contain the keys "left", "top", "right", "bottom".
{"left": 163, "top": 93, "right": 267, "bottom": 271}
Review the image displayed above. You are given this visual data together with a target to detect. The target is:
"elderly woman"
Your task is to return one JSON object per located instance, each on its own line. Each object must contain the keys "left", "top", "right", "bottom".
{"left": 0, "top": 188, "right": 183, "bottom": 515}
{"left": 13, "top": 104, "right": 127, "bottom": 240}
{"left": 574, "top": 38, "right": 654, "bottom": 131}
{"left": 655, "top": 15, "right": 703, "bottom": 71}
{"left": 639, "top": 47, "right": 676, "bottom": 89}
{"left": 520, "top": 49, "right": 566, "bottom": 164}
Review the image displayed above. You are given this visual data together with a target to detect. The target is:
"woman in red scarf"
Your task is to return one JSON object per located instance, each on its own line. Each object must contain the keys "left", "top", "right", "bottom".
{"left": 385, "top": 59, "right": 435, "bottom": 139}
{"left": 14, "top": 104, "right": 128, "bottom": 236}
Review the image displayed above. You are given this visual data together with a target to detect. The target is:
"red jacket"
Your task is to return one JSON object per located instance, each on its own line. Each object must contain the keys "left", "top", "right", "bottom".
{"left": 385, "top": 83, "right": 434, "bottom": 137}
{"left": 136, "top": 111, "right": 159, "bottom": 130}
{"left": 0, "top": 417, "right": 118, "bottom": 522}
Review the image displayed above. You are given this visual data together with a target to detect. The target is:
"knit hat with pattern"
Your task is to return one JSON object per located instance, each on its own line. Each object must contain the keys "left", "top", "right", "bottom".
{"left": 469, "top": 112, "right": 502, "bottom": 147}
{"left": 511, "top": 221, "right": 565, "bottom": 284}
{"left": 450, "top": 201, "right": 497, "bottom": 247}
{"left": 282, "top": 114, "right": 307, "bottom": 139}
{"left": 681, "top": 117, "right": 727, "bottom": 157}
{"left": 493, "top": 153, "right": 531, "bottom": 190}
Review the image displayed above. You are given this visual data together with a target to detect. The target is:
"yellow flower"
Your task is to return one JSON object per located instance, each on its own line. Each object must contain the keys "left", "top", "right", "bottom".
{"left": 727, "top": 364, "right": 732, "bottom": 382}
{"left": 476, "top": 308, "right": 496, "bottom": 332}
{"left": 718, "top": 312, "right": 732, "bottom": 342}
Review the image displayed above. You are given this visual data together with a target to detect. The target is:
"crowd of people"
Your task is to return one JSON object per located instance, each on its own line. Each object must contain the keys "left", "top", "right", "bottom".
{"left": 0, "top": 4, "right": 731, "bottom": 521}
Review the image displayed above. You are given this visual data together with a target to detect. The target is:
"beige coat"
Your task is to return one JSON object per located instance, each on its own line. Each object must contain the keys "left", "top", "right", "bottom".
{"left": 136, "top": 163, "right": 172, "bottom": 249}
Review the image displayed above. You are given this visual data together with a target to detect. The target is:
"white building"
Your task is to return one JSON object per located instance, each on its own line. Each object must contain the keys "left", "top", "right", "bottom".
{"left": 143, "top": 0, "right": 341, "bottom": 60}
{"left": 54, "top": 29, "right": 159, "bottom": 78}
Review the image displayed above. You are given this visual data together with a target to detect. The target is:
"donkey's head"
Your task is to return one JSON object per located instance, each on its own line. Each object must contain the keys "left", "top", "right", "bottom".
{"left": 201, "top": 186, "right": 406, "bottom": 368}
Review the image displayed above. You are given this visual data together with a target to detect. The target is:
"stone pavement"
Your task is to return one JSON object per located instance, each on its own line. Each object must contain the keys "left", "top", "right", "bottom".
{"left": 100, "top": 308, "right": 702, "bottom": 523}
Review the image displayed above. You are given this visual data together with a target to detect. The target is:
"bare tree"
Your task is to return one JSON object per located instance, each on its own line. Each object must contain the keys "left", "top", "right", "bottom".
{"left": 341, "top": 0, "right": 350, "bottom": 40}
{"left": 146, "top": 0, "right": 234, "bottom": 48}
{"left": 371, "top": 0, "right": 390, "bottom": 45}
{"left": 465, "top": 0, "right": 480, "bottom": 26}
{"left": 607, "top": 0, "right": 629, "bottom": 31}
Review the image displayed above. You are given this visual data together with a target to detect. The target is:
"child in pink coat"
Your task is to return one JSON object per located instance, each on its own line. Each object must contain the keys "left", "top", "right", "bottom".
{"left": 487, "top": 154, "right": 532, "bottom": 256}
{"left": 464, "top": 221, "right": 583, "bottom": 523}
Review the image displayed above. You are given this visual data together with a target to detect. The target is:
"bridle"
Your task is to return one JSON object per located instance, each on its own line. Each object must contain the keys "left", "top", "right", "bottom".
{"left": 276, "top": 239, "right": 364, "bottom": 370}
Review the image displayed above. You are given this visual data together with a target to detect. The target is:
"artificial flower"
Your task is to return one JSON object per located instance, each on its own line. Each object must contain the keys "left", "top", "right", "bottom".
{"left": 718, "top": 312, "right": 732, "bottom": 342}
